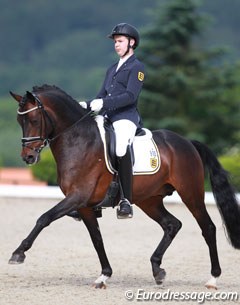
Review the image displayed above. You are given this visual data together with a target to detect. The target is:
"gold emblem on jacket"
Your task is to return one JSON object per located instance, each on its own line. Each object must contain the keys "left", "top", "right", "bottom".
{"left": 138, "top": 72, "right": 144, "bottom": 81}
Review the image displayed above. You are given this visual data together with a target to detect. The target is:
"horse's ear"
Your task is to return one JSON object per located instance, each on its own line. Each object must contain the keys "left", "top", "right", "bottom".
{"left": 9, "top": 91, "right": 22, "bottom": 103}
{"left": 26, "top": 91, "right": 35, "bottom": 104}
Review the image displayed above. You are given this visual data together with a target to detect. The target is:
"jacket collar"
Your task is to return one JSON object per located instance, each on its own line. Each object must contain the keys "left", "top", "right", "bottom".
{"left": 114, "top": 54, "right": 136, "bottom": 74}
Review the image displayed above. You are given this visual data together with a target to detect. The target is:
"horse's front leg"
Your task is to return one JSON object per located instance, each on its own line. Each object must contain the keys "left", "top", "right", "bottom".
{"left": 9, "top": 193, "right": 80, "bottom": 264}
{"left": 79, "top": 207, "right": 112, "bottom": 289}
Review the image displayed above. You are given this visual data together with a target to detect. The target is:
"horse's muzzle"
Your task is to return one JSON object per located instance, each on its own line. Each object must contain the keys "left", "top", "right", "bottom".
{"left": 22, "top": 153, "right": 39, "bottom": 165}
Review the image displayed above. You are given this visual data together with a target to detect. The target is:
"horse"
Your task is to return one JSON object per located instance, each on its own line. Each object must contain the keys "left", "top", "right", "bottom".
{"left": 9, "top": 84, "right": 240, "bottom": 289}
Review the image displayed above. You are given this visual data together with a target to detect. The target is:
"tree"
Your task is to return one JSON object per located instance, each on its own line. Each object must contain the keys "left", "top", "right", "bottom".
{"left": 138, "top": 0, "right": 240, "bottom": 153}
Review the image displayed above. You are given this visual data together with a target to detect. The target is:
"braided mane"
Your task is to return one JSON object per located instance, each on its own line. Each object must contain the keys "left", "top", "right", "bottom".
{"left": 32, "top": 84, "right": 78, "bottom": 104}
{"left": 30, "top": 84, "right": 85, "bottom": 116}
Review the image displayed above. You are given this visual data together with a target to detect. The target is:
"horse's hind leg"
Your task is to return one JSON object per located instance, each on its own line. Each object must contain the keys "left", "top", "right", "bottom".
{"left": 180, "top": 191, "right": 221, "bottom": 289}
{"left": 138, "top": 197, "right": 182, "bottom": 285}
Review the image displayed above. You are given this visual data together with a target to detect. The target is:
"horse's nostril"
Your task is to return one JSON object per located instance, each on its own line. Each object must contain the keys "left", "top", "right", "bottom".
{"left": 23, "top": 155, "right": 35, "bottom": 164}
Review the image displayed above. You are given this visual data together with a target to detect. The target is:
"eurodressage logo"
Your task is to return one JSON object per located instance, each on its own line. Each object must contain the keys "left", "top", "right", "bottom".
{"left": 138, "top": 72, "right": 144, "bottom": 81}
{"left": 125, "top": 288, "right": 240, "bottom": 303}
{"left": 150, "top": 148, "right": 158, "bottom": 169}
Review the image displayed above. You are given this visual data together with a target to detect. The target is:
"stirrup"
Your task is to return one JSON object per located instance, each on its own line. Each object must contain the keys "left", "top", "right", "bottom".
{"left": 116, "top": 199, "right": 133, "bottom": 219}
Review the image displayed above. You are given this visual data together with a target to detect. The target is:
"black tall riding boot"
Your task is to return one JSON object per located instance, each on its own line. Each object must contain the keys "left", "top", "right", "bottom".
{"left": 116, "top": 147, "right": 133, "bottom": 219}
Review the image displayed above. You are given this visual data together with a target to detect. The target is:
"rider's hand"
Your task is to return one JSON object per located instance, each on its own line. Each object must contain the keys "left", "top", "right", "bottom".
{"left": 90, "top": 99, "right": 103, "bottom": 112}
{"left": 79, "top": 101, "right": 87, "bottom": 109}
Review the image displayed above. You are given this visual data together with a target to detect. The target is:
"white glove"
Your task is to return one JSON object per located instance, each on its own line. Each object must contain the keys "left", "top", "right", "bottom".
{"left": 79, "top": 101, "right": 87, "bottom": 109}
{"left": 90, "top": 99, "right": 103, "bottom": 112}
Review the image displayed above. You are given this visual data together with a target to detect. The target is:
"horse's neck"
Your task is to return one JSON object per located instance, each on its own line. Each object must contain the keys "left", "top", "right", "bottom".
{"left": 50, "top": 116, "right": 101, "bottom": 156}
{"left": 47, "top": 102, "right": 83, "bottom": 139}
{"left": 50, "top": 120, "right": 103, "bottom": 184}
{"left": 53, "top": 107, "right": 81, "bottom": 132}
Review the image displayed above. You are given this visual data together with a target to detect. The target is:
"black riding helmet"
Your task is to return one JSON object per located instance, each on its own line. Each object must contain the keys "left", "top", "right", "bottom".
{"left": 108, "top": 23, "right": 140, "bottom": 49}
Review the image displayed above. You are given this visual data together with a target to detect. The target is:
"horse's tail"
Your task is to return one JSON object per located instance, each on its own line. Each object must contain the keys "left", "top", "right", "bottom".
{"left": 191, "top": 140, "right": 240, "bottom": 249}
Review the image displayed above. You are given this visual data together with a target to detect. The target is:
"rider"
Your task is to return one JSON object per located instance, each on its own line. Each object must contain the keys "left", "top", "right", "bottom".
{"left": 81, "top": 23, "right": 145, "bottom": 219}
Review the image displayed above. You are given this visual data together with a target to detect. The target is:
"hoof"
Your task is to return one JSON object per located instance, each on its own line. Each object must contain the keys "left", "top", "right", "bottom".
{"left": 205, "top": 277, "right": 218, "bottom": 290}
{"left": 93, "top": 274, "right": 109, "bottom": 289}
{"left": 92, "top": 282, "right": 107, "bottom": 289}
{"left": 205, "top": 284, "right": 217, "bottom": 290}
{"left": 154, "top": 268, "right": 166, "bottom": 285}
{"left": 8, "top": 253, "right": 26, "bottom": 264}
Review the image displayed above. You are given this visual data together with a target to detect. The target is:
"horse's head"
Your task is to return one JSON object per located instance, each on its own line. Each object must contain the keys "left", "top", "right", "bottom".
{"left": 10, "top": 90, "right": 54, "bottom": 165}
{"left": 10, "top": 85, "right": 94, "bottom": 165}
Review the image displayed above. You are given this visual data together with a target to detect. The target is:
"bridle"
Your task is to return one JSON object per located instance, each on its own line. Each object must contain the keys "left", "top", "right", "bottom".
{"left": 17, "top": 93, "right": 92, "bottom": 155}
{"left": 17, "top": 93, "right": 54, "bottom": 154}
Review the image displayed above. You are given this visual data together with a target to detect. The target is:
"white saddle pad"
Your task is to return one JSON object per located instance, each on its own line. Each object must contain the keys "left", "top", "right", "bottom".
{"left": 95, "top": 116, "right": 161, "bottom": 175}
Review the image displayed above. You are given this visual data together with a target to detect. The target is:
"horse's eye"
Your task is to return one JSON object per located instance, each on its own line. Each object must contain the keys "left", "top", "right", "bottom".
{"left": 31, "top": 119, "right": 39, "bottom": 125}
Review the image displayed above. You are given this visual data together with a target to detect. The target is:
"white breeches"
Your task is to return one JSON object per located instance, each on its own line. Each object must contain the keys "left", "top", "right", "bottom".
{"left": 113, "top": 120, "right": 137, "bottom": 157}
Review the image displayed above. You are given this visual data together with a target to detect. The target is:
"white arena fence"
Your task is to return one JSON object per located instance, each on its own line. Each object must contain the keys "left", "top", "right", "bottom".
{"left": 1, "top": 184, "right": 240, "bottom": 205}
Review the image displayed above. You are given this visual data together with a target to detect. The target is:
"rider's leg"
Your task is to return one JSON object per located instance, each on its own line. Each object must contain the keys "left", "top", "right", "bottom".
{"left": 113, "top": 120, "right": 136, "bottom": 219}
{"left": 117, "top": 145, "right": 133, "bottom": 218}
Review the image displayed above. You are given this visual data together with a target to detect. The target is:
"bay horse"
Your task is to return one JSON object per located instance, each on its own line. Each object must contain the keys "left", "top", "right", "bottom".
{"left": 9, "top": 85, "right": 240, "bottom": 289}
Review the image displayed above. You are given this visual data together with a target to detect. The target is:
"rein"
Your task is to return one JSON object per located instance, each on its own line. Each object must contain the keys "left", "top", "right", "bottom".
{"left": 49, "top": 108, "right": 93, "bottom": 143}
{"left": 18, "top": 93, "right": 92, "bottom": 154}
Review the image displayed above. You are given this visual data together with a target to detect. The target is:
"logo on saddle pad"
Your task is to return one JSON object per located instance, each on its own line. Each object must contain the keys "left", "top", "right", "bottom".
{"left": 95, "top": 116, "right": 161, "bottom": 175}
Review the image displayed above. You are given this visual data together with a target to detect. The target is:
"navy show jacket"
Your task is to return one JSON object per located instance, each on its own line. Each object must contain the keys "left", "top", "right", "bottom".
{"left": 95, "top": 54, "right": 145, "bottom": 127}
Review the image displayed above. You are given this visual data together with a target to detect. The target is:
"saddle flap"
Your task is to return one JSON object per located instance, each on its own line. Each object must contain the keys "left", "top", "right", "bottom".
{"left": 95, "top": 115, "right": 161, "bottom": 175}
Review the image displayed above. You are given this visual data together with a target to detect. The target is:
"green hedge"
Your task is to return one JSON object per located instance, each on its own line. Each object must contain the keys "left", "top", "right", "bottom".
{"left": 31, "top": 148, "right": 58, "bottom": 185}
{"left": 205, "top": 152, "right": 240, "bottom": 192}
{"left": 219, "top": 152, "right": 240, "bottom": 192}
